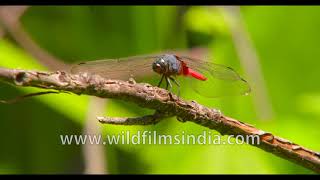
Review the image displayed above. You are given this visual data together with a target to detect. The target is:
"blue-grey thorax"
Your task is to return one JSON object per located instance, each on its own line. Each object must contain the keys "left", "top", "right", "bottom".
{"left": 152, "top": 54, "right": 182, "bottom": 76}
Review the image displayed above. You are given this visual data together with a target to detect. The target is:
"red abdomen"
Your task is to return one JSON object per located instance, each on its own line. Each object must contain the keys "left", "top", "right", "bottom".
{"left": 180, "top": 61, "right": 207, "bottom": 81}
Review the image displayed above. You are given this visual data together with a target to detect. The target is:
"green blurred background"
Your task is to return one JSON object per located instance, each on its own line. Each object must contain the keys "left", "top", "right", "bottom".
{"left": 0, "top": 6, "right": 319, "bottom": 174}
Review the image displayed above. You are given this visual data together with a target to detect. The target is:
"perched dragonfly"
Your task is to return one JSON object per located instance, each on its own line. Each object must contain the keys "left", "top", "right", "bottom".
{"left": 70, "top": 54, "right": 251, "bottom": 98}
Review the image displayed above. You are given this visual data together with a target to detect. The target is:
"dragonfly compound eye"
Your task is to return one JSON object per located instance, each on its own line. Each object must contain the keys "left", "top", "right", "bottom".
{"left": 152, "top": 62, "right": 163, "bottom": 74}
{"left": 153, "top": 58, "right": 168, "bottom": 74}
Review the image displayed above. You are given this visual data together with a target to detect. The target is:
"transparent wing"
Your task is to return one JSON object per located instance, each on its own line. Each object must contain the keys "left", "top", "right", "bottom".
{"left": 70, "top": 55, "right": 161, "bottom": 81}
{"left": 180, "top": 56, "right": 251, "bottom": 97}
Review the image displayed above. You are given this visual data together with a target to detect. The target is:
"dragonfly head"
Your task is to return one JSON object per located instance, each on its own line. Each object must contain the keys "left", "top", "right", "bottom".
{"left": 152, "top": 57, "right": 168, "bottom": 75}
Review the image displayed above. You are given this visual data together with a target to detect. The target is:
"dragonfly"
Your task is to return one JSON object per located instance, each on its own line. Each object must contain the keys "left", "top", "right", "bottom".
{"left": 70, "top": 54, "right": 251, "bottom": 98}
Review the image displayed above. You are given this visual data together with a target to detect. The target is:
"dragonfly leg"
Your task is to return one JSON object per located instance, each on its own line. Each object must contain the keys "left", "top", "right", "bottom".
{"left": 166, "top": 76, "right": 173, "bottom": 91}
{"left": 158, "top": 74, "right": 165, "bottom": 87}
{"left": 165, "top": 76, "right": 169, "bottom": 90}
{"left": 169, "top": 77, "right": 180, "bottom": 97}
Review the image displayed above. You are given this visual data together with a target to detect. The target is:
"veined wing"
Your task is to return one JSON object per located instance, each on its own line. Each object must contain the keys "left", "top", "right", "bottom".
{"left": 70, "top": 55, "right": 161, "bottom": 81}
{"left": 179, "top": 56, "right": 251, "bottom": 97}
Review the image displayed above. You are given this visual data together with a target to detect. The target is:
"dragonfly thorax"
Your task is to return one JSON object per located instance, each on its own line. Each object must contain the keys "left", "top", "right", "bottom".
{"left": 152, "top": 54, "right": 181, "bottom": 76}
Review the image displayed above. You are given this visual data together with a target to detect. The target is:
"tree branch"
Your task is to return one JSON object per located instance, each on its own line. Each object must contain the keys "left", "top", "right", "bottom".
{"left": 97, "top": 110, "right": 170, "bottom": 125}
{"left": 0, "top": 67, "right": 319, "bottom": 173}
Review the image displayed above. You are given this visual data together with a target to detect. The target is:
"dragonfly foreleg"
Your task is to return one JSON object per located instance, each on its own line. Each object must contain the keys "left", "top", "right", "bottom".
{"left": 158, "top": 74, "right": 165, "bottom": 87}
